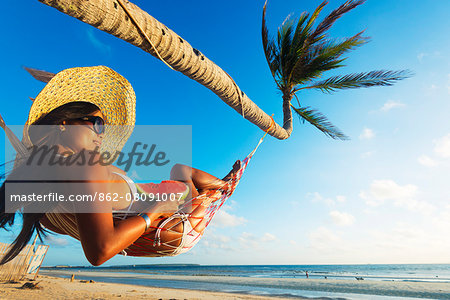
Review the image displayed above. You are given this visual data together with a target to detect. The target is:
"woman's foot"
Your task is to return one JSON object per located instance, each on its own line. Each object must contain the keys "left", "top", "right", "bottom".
{"left": 192, "top": 160, "right": 242, "bottom": 196}
{"left": 222, "top": 160, "right": 241, "bottom": 182}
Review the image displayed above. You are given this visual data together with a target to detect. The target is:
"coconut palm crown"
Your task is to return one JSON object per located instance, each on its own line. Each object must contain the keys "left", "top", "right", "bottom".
{"left": 262, "top": 0, "right": 411, "bottom": 140}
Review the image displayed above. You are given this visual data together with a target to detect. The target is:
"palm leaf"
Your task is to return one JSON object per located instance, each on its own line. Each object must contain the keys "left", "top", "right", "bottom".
{"left": 291, "top": 104, "right": 348, "bottom": 140}
{"left": 277, "top": 16, "right": 296, "bottom": 87}
{"left": 291, "top": 30, "right": 368, "bottom": 85}
{"left": 300, "top": 70, "right": 412, "bottom": 93}
{"left": 262, "top": 1, "right": 277, "bottom": 80}
{"left": 278, "top": 2, "right": 327, "bottom": 89}
{"left": 23, "top": 66, "right": 55, "bottom": 83}
{"left": 310, "top": 0, "right": 366, "bottom": 44}
{"left": 290, "top": 12, "right": 310, "bottom": 52}
{"left": 289, "top": 1, "right": 327, "bottom": 69}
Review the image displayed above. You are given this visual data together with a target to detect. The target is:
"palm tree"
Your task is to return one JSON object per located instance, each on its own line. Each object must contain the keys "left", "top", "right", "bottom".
{"left": 37, "top": 0, "right": 292, "bottom": 139}
{"left": 262, "top": 0, "right": 411, "bottom": 139}
{"left": 37, "top": 0, "right": 409, "bottom": 140}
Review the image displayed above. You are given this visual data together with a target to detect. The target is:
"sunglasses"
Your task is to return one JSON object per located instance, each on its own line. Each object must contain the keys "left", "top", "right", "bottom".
{"left": 70, "top": 116, "right": 105, "bottom": 134}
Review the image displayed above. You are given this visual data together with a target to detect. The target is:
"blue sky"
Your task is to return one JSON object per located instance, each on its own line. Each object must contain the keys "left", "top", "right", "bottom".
{"left": 1, "top": 0, "right": 450, "bottom": 266}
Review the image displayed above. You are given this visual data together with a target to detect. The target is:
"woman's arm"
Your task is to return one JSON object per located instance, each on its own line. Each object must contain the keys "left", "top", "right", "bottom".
{"left": 76, "top": 212, "right": 148, "bottom": 266}
{"left": 73, "top": 165, "right": 158, "bottom": 266}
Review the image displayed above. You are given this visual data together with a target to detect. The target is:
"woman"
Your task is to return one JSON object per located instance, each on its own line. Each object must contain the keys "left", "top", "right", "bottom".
{"left": 0, "top": 66, "right": 241, "bottom": 266}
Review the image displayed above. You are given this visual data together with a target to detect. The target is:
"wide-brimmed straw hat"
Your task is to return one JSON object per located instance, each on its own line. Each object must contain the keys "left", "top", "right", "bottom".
{"left": 19, "top": 65, "right": 136, "bottom": 165}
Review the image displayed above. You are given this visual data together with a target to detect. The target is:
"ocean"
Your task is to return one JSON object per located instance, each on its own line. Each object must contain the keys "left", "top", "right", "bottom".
{"left": 40, "top": 264, "right": 450, "bottom": 299}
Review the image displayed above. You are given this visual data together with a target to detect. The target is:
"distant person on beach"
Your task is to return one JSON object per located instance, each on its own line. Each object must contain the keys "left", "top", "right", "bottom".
{"left": 0, "top": 66, "right": 241, "bottom": 266}
{"left": 306, "top": 271, "right": 309, "bottom": 278}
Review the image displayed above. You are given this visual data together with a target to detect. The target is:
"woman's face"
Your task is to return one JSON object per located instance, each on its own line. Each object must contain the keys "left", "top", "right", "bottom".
{"left": 60, "top": 110, "right": 105, "bottom": 154}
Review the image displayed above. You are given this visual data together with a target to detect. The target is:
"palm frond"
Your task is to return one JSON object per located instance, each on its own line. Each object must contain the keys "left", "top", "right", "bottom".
{"left": 291, "top": 1, "right": 327, "bottom": 53}
{"left": 285, "top": 2, "right": 326, "bottom": 85}
{"left": 286, "top": 12, "right": 309, "bottom": 80}
{"left": 291, "top": 104, "right": 348, "bottom": 140}
{"left": 310, "top": 0, "right": 366, "bottom": 44}
{"left": 282, "top": 2, "right": 328, "bottom": 88}
{"left": 262, "top": 1, "right": 278, "bottom": 81}
{"left": 277, "top": 16, "right": 296, "bottom": 86}
{"left": 290, "top": 12, "right": 309, "bottom": 51}
{"left": 290, "top": 30, "right": 368, "bottom": 85}
{"left": 300, "top": 70, "right": 413, "bottom": 93}
{"left": 23, "top": 66, "right": 55, "bottom": 83}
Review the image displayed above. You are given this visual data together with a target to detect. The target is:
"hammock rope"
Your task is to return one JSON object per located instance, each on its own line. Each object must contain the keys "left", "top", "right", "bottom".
{"left": 116, "top": 0, "right": 174, "bottom": 70}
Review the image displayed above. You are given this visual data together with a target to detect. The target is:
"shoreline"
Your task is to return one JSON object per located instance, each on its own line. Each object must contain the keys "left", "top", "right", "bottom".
{"left": 1, "top": 274, "right": 304, "bottom": 300}
{"left": 38, "top": 269, "right": 450, "bottom": 299}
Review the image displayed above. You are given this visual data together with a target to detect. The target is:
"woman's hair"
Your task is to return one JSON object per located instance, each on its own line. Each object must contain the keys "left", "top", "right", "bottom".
{"left": 0, "top": 101, "right": 101, "bottom": 265}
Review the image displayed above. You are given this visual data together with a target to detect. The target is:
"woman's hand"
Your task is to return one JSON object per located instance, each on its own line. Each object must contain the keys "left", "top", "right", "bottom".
{"left": 140, "top": 197, "right": 184, "bottom": 226}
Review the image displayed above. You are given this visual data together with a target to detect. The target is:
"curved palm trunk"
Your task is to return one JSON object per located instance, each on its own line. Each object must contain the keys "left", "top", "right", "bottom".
{"left": 38, "top": 0, "right": 293, "bottom": 140}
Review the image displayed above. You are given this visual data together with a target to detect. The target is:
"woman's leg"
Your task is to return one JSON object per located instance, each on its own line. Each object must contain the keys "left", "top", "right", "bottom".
{"left": 170, "top": 160, "right": 242, "bottom": 196}
{"left": 135, "top": 161, "right": 242, "bottom": 254}
{"left": 170, "top": 164, "right": 220, "bottom": 197}
{"left": 169, "top": 161, "right": 241, "bottom": 231}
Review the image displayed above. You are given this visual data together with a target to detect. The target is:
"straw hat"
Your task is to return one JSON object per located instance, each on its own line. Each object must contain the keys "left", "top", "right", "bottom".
{"left": 19, "top": 65, "right": 136, "bottom": 164}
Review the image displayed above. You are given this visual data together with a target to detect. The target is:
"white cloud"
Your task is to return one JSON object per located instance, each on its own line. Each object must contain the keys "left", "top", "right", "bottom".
{"left": 359, "top": 180, "right": 434, "bottom": 214}
{"left": 307, "top": 192, "right": 343, "bottom": 207}
{"left": 308, "top": 192, "right": 324, "bottom": 203}
{"left": 238, "top": 232, "right": 260, "bottom": 249}
{"left": 434, "top": 134, "right": 450, "bottom": 158}
{"left": 418, "top": 155, "right": 438, "bottom": 167}
{"left": 212, "top": 204, "right": 247, "bottom": 228}
{"left": 360, "top": 180, "right": 417, "bottom": 206}
{"left": 360, "top": 180, "right": 417, "bottom": 207}
{"left": 329, "top": 210, "right": 355, "bottom": 226}
{"left": 201, "top": 231, "right": 234, "bottom": 251}
{"left": 237, "top": 232, "right": 278, "bottom": 250}
{"left": 261, "top": 233, "right": 276, "bottom": 242}
{"left": 359, "top": 128, "right": 375, "bottom": 140}
{"left": 380, "top": 100, "right": 405, "bottom": 112}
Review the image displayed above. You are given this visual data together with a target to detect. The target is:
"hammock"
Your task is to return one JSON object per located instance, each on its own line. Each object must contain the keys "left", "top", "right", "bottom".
{"left": 121, "top": 127, "right": 270, "bottom": 256}
{"left": 1, "top": 114, "right": 275, "bottom": 257}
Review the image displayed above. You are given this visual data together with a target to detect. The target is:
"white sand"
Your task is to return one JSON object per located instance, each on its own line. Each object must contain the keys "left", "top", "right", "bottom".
{"left": 38, "top": 269, "right": 450, "bottom": 299}
{"left": 0, "top": 274, "right": 300, "bottom": 300}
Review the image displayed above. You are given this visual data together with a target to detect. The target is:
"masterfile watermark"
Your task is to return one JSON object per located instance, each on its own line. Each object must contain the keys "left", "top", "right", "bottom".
{"left": 3, "top": 125, "right": 193, "bottom": 214}
{"left": 23, "top": 142, "right": 171, "bottom": 172}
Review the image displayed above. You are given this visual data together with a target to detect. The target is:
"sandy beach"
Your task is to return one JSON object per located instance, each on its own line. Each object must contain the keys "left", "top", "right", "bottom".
{"left": 5, "top": 269, "right": 445, "bottom": 299}
{"left": 0, "top": 274, "right": 301, "bottom": 300}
